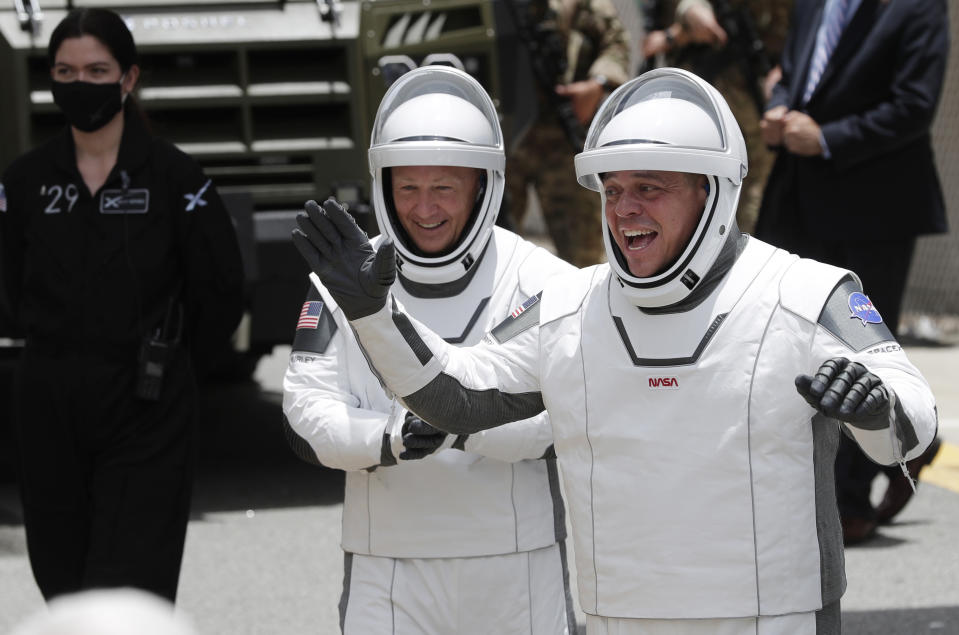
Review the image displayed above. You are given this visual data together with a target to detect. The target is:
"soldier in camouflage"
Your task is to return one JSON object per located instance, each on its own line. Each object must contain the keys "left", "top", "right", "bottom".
{"left": 642, "top": 0, "right": 793, "bottom": 234}
{"left": 507, "top": 0, "right": 631, "bottom": 267}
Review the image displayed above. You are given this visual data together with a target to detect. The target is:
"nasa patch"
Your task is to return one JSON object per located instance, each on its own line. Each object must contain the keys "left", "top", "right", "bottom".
{"left": 848, "top": 292, "right": 883, "bottom": 326}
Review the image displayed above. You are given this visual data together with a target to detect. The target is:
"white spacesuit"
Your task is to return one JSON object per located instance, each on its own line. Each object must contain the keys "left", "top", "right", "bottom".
{"left": 293, "top": 69, "right": 938, "bottom": 635}
{"left": 283, "top": 67, "right": 576, "bottom": 634}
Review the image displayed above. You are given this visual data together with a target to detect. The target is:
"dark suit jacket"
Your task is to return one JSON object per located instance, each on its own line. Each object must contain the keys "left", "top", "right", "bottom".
{"left": 756, "top": 0, "right": 949, "bottom": 243}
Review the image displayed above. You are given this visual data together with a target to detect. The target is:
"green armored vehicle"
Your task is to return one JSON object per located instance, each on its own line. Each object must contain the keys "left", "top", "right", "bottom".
{"left": 0, "top": 0, "right": 536, "bottom": 362}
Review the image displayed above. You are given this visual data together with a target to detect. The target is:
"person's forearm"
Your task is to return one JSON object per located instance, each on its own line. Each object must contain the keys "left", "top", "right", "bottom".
{"left": 350, "top": 297, "right": 545, "bottom": 435}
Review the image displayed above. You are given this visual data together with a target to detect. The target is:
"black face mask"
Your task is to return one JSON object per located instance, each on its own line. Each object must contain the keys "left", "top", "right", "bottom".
{"left": 51, "top": 80, "right": 124, "bottom": 132}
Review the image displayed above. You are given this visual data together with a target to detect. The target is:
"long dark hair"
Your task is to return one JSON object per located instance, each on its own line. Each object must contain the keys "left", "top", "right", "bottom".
{"left": 48, "top": 8, "right": 137, "bottom": 72}
{"left": 47, "top": 8, "right": 147, "bottom": 123}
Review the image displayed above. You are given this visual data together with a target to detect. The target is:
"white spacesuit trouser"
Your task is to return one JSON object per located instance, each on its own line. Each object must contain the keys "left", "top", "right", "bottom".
{"left": 341, "top": 543, "right": 572, "bottom": 635}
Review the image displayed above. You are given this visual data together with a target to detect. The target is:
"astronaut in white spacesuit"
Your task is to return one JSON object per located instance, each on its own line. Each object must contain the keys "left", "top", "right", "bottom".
{"left": 292, "top": 68, "right": 938, "bottom": 635}
{"left": 282, "top": 66, "right": 576, "bottom": 634}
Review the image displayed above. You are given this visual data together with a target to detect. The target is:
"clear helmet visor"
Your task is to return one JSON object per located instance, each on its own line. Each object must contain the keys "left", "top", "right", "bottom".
{"left": 368, "top": 66, "right": 506, "bottom": 285}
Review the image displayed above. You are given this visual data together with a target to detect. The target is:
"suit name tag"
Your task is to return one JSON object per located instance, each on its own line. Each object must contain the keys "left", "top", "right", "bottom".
{"left": 100, "top": 189, "right": 150, "bottom": 214}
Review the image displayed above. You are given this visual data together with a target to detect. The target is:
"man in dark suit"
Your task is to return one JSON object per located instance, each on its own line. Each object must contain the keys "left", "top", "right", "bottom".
{"left": 756, "top": 0, "right": 948, "bottom": 544}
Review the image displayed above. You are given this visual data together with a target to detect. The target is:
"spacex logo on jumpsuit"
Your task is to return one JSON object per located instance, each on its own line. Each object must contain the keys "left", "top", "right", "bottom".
{"left": 648, "top": 377, "right": 679, "bottom": 389}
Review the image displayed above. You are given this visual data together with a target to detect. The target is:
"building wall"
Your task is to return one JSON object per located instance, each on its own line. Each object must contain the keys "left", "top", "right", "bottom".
{"left": 903, "top": 4, "right": 959, "bottom": 318}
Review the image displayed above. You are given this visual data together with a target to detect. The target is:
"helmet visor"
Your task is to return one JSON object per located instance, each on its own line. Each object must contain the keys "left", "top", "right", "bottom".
{"left": 576, "top": 68, "right": 743, "bottom": 190}
{"left": 369, "top": 66, "right": 505, "bottom": 173}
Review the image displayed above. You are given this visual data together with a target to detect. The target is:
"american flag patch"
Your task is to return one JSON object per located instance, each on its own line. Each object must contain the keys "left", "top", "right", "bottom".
{"left": 510, "top": 294, "right": 540, "bottom": 318}
{"left": 0, "top": 183, "right": 6, "bottom": 213}
{"left": 297, "top": 300, "right": 324, "bottom": 330}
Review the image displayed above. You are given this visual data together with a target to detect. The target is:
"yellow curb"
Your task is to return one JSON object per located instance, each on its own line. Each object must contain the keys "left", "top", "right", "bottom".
{"left": 920, "top": 440, "right": 959, "bottom": 495}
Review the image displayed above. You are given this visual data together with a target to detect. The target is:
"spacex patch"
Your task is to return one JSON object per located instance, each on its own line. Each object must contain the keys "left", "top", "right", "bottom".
{"left": 100, "top": 188, "right": 150, "bottom": 214}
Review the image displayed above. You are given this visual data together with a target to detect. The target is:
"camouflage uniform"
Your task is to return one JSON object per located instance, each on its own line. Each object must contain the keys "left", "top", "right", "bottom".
{"left": 647, "top": 0, "right": 793, "bottom": 234}
{"left": 507, "top": 0, "right": 630, "bottom": 267}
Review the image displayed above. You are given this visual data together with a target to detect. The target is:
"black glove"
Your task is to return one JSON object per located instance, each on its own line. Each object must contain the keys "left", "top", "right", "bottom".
{"left": 795, "top": 357, "right": 891, "bottom": 425}
{"left": 292, "top": 198, "right": 396, "bottom": 320}
{"left": 399, "top": 412, "right": 448, "bottom": 460}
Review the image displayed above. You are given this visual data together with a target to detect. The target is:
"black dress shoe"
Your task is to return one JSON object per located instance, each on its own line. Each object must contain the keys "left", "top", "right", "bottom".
{"left": 842, "top": 515, "right": 878, "bottom": 545}
{"left": 876, "top": 436, "right": 943, "bottom": 524}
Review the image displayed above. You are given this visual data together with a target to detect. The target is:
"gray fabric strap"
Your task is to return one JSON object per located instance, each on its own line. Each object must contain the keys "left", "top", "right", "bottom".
{"left": 338, "top": 553, "right": 353, "bottom": 634}
{"left": 816, "top": 599, "right": 842, "bottom": 634}
{"left": 281, "top": 416, "right": 323, "bottom": 467}
{"left": 813, "top": 414, "right": 846, "bottom": 605}
{"left": 404, "top": 372, "right": 545, "bottom": 435}
{"left": 547, "top": 457, "right": 567, "bottom": 542}
{"left": 558, "top": 541, "right": 577, "bottom": 633}
{"left": 892, "top": 398, "right": 921, "bottom": 454}
{"left": 390, "top": 295, "right": 434, "bottom": 366}
{"left": 379, "top": 431, "right": 397, "bottom": 467}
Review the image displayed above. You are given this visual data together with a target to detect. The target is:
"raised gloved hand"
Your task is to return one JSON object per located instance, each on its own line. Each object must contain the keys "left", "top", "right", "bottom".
{"left": 795, "top": 357, "right": 892, "bottom": 426}
{"left": 399, "top": 412, "right": 449, "bottom": 460}
{"left": 292, "top": 198, "right": 396, "bottom": 320}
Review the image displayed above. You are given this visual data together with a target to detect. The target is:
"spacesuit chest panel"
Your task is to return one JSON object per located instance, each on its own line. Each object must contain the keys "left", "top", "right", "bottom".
{"left": 393, "top": 236, "right": 520, "bottom": 346}
{"left": 609, "top": 239, "right": 780, "bottom": 362}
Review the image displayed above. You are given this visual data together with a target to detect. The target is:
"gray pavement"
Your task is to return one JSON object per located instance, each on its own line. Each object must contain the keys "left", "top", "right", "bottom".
{"left": 1, "top": 344, "right": 957, "bottom": 634}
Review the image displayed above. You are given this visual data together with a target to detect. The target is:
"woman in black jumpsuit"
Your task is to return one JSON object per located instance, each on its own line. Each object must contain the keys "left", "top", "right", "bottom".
{"left": 0, "top": 8, "right": 244, "bottom": 601}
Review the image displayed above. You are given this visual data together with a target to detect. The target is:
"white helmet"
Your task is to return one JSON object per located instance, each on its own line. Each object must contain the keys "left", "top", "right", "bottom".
{"left": 574, "top": 67, "right": 748, "bottom": 308}
{"left": 369, "top": 66, "right": 505, "bottom": 285}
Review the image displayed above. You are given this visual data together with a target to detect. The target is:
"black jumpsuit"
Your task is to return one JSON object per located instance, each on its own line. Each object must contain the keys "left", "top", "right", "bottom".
{"left": 0, "top": 106, "right": 244, "bottom": 601}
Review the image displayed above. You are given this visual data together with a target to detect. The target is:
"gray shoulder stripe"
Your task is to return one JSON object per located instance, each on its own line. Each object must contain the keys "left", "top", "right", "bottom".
{"left": 291, "top": 286, "right": 337, "bottom": 354}
{"left": 404, "top": 372, "right": 545, "bottom": 435}
{"left": 489, "top": 292, "right": 542, "bottom": 344}
{"left": 390, "top": 295, "right": 434, "bottom": 366}
{"left": 818, "top": 276, "right": 895, "bottom": 352}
